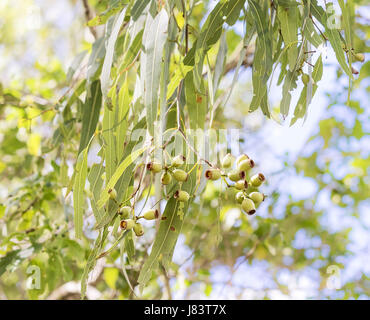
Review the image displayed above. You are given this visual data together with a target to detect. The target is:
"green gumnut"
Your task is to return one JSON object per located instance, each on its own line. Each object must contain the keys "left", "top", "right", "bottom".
{"left": 143, "top": 209, "right": 159, "bottom": 220}
{"left": 205, "top": 168, "right": 222, "bottom": 180}
{"left": 249, "top": 192, "right": 265, "bottom": 206}
{"left": 119, "top": 206, "right": 132, "bottom": 219}
{"left": 302, "top": 73, "right": 310, "bottom": 85}
{"left": 109, "top": 188, "right": 117, "bottom": 200}
{"left": 147, "top": 161, "right": 162, "bottom": 173}
{"left": 235, "top": 180, "right": 248, "bottom": 190}
{"left": 161, "top": 171, "right": 172, "bottom": 185}
{"left": 250, "top": 173, "right": 265, "bottom": 187}
{"left": 120, "top": 219, "right": 135, "bottom": 230}
{"left": 172, "top": 169, "right": 188, "bottom": 182}
{"left": 133, "top": 223, "right": 144, "bottom": 236}
{"left": 174, "top": 190, "right": 190, "bottom": 202}
{"left": 228, "top": 169, "right": 245, "bottom": 182}
{"left": 237, "top": 159, "right": 254, "bottom": 172}
{"left": 235, "top": 191, "right": 245, "bottom": 204}
{"left": 241, "top": 198, "right": 256, "bottom": 215}
{"left": 171, "top": 155, "right": 185, "bottom": 167}
{"left": 221, "top": 153, "right": 234, "bottom": 168}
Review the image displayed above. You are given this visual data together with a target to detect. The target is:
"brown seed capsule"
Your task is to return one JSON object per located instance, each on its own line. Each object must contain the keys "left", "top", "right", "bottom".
{"left": 250, "top": 173, "right": 265, "bottom": 187}
{"left": 205, "top": 168, "right": 222, "bottom": 180}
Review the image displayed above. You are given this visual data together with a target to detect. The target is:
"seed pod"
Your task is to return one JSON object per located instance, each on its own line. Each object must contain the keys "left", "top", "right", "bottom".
{"left": 205, "top": 168, "right": 222, "bottom": 180}
{"left": 174, "top": 190, "right": 190, "bottom": 202}
{"left": 302, "top": 73, "right": 310, "bottom": 85}
{"left": 120, "top": 219, "right": 135, "bottom": 230}
{"left": 236, "top": 154, "right": 249, "bottom": 165}
{"left": 143, "top": 209, "right": 159, "bottom": 220}
{"left": 147, "top": 161, "right": 162, "bottom": 173}
{"left": 235, "top": 191, "right": 245, "bottom": 204}
{"left": 171, "top": 155, "right": 185, "bottom": 168}
{"left": 133, "top": 223, "right": 144, "bottom": 237}
{"left": 228, "top": 169, "right": 245, "bottom": 182}
{"left": 250, "top": 173, "right": 265, "bottom": 187}
{"left": 172, "top": 169, "right": 188, "bottom": 182}
{"left": 241, "top": 198, "right": 256, "bottom": 215}
{"left": 237, "top": 158, "right": 254, "bottom": 172}
{"left": 249, "top": 192, "right": 265, "bottom": 206}
{"left": 161, "top": 171, "right": 172, "bottom": 185}
{"left": 108, "top": 188, "right": 117, "bottom": 200}
{"left": 119, "top": 206, "right": 132, "bottom": 219}
{"left": 235, "top": 180, "right": 248, "bottom": 190}
{"left": 221, "top": 153, "right": 234, "bottom": 168}
{"left": 354, "top": 53, "right": 365, "bottom": 63}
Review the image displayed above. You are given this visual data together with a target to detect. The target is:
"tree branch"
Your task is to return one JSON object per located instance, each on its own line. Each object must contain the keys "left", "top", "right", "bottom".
{"left": 82, "top": 0, "right": 97, "bottom": 39}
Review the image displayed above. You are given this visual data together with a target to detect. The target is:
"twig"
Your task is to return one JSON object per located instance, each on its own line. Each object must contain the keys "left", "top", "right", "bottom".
{"left": 82, "top": 0, "right": 98, "bottom": 39}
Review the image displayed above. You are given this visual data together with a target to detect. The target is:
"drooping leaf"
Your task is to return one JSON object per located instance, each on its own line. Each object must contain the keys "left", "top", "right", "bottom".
{"left": 73, "top": 148, "right": 88, "bottom": 239}
{"left": 78, "top": 80, "right": 102, "bottom": 154}
{"left": 277, "top": 4, "right": 299, "bottom": 72}
{"left": 101, "top": 8, "right": 128, "bottom": 100}
{"left": 97, "top": 146, "right": 148, "bottom": 209}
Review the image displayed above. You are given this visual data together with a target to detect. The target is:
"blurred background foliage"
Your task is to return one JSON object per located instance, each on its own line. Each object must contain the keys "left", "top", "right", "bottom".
{"left": 0, "top": 0, "right": 369, "bottom": 299}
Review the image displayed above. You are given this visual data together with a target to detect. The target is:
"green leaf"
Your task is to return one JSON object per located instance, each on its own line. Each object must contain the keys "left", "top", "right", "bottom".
{"left": 213, "top": 32, "right": 227, "bottom": 98}
{"left": 78, "top": 80, "right": 102, "bottom": 154}
{"left": 185, "top": 71, "right": 207, "bottom": 130}
{"left": 87, "top": 37, "right": 106, "bottom": 84}
{"left": 87, "top": 1, "right": 127, "bottom": 27}
{"left": 131, "top": 0, "right": 151, "bottom": 21}
{"left": 137, "top": 161, "right": 198, "bottom": 292}
{"left": 97, "top": 146, "right": 148, "bottom": 209}
{"left": 225, "top": 0, "right": 246, "bottom": 26}
{"left": 248, "top": 0, "right": 272, "bottom": 116}
{"left": 141, "top": 9, "right": 169, "bottom": 136}
{"left": 291, "top": 55, "right": 323, "bottom": 125}
{"left": 280, "top": 70, "right": 298, "bottom": 117}
{"left": 88, "top": 160, "right": 105, "bottom": 222}
{"left": 166, "top": 64, "right": 193, "bottom": 100}
{"left": 308, "top": 0, "right": 352, "bottom": 78}
{"left": 73, "top": 148, "right": 88, "bottom": 239}
{"left": 101, "top": 8, "right": 128, "bottom": 99}
{"left": 117, "top": 29, "right": 143, "bottom": 76}
{"left": 277, "top": 5, "right": 299, "bottom": 71}
{"left": 81, "top": 227, "right": 109, "bottom": 299}
{"left": 193, "top": 0, "right": 229, "bottom": 89}
{"left": 0, "top": 250, "right": 21, "bottom": 277}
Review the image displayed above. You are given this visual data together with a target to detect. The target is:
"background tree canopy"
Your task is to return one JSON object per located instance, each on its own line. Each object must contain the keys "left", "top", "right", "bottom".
{"left": 0, "top": 0, "right": 369, "bottom": 300}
